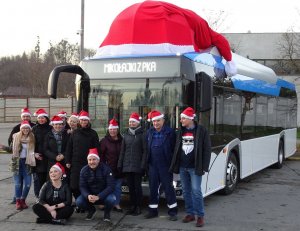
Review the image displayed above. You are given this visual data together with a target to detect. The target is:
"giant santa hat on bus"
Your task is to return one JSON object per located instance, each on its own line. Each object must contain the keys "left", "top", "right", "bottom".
{"left": 96, "top": 0, "right": 237, "bottom": 76}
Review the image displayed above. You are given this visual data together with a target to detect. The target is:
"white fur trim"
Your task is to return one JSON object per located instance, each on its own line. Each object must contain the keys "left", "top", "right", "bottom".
{"left": 21, "top": 112, "right": 31, "bottom": 118}
{"left": 20, "top": 124, "right": 31, "bottom": 129}
{"left": 129, "top": 118, "right": 140, "bottom": 123}
{"left": 58, "top": 113, "right": 67, "bottom": 118}
{"left": 151, "top": 114, "right": 164, "bottom": 121}
{"left": 149, "top": 204, "right": 158, "bottom": 208}
{"left": 180, "top": 113, "right": 195, "bottom": 120}
{"left": 52, "top": 165, "right": 62, "bottom": 172}
{"left": 51, "top": 121, "right": 63, "bottom": 125}
{"left": 87, "top": 154, "right": 100, "bottom": 160}
{"left": 167, "top": 202, "right": 178, "bottom": 208}
{"left": 95, "top": 43, "right": 195, "bottom": 58}
{"left": 37, "top": 113, "right": 48, "bottom": 118}
{"left": 79, "top": 116, "right": 90, "bottom": 121}
{"left": 108, "top": 125, "right": 119, "bottom": 129}
{"left": 225, "top": 60, "right": 237, "bottom": 77}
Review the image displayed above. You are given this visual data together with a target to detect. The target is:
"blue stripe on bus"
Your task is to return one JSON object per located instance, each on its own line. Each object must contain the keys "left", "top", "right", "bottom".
{"left": 276, "top": 78, "right": 295, "bottom": 91}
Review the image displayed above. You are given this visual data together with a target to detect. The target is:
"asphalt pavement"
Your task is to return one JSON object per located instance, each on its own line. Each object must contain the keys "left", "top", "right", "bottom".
{"left": 1, "top": 123, "right": 300, "bottom": 231}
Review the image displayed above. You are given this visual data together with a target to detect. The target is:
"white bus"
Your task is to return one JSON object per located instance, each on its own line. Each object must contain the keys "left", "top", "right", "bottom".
{"left": 48, "top": 47, "right": 297, "bottom": 197}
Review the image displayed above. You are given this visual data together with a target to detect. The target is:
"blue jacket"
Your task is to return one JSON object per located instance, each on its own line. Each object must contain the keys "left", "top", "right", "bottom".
{"left": 146, "top": 125, "right": 176, "bottom": 166}
{"left": 79, "top": 162, "right": 115, "bottom": 200}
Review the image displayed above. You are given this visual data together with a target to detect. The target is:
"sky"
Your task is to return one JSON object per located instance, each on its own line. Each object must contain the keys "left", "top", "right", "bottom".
{"left": 0, "top": 0, "right": 299, "bottom": 57}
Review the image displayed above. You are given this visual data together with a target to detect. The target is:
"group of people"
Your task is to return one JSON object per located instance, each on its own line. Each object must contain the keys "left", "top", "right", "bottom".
{"left": 0, "top": 106, "right": 211, "bottom": 228}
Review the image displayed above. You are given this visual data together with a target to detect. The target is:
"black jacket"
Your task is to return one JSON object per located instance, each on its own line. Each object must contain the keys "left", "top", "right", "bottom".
{"left": 32, "top": 120, "right": 52, "bottom": 173}
{"left": 118, "top": 127, "right": 147, "bottom": 173}
{"left": 169, "top": 123, "right": 211, "bottom": 176}
{"left": 44, "top": 129, "right": 70, "bottom": 171}
{"left": 38, "top": 181, "right": 72, "bottom": 206}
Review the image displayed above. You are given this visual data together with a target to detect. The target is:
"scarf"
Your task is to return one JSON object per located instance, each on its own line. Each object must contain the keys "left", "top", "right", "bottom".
{"left": 52, "top": 129, "right": 63, "bottom": 153}
{"left": 129, "top": 126, "right": 141, "bottom": 135}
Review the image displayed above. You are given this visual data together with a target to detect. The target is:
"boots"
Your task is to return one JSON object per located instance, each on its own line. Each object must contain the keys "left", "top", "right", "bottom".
{"left": 132, "top": 206, "right": 141, "bottom": 216}
{"left": 20, "top": 199, "right": 28, "bottom": 209}
{"left": 16, "top": 199, "right": 22, "bottom": 210}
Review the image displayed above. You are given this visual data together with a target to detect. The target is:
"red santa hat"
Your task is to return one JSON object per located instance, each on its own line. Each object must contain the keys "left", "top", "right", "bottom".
{"left": 78, "top": 110, "right": 90, "bottom": 121}
{"left": 108, "top": 118, "right": 119, "bottom": 129}
{"left": 182, "top": 132, "right": 194, "bottom": 139}
{"left": 87, "top": 148, "right": 100, "bottom": 160}
{"left": 51, "top": 162, "right": 66, "bottom": 177}
{"left": 34, "top": 108, "right": 49, "bottom": 118}
{"left": 20, "top": 120, "right": 31, "bottom": 129}
{"left": 21, "top": 108, "right": 31, "bottom": 118}
{"left": 69, "top": 112, "right": 79, "bottom": 120}
{"left": 50, "top": 115, "right": 63, "bottom": 125}
{"left": 129, "top": 112, "right": 141, "bottom": 123}
{"left": 147, "top": 110, "right": 164, "bottom": 122}
{"left": 57, "top": 110, "right": 67, "bottom": 118}
{"left": 180, "top": 107, "right": 196, "bottom": 120}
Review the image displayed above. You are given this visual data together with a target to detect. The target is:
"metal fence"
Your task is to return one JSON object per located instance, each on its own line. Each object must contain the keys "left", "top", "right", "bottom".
{"left": 0, "top": 97, "right": 76, "bottom": 122}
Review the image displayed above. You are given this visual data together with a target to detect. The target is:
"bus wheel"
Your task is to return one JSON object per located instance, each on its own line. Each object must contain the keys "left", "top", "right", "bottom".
{"left": 273, "top": 141, "right": 284, "bottom": 169}
{"left": 220, "top": 153, "right": 239, "bottom": 195}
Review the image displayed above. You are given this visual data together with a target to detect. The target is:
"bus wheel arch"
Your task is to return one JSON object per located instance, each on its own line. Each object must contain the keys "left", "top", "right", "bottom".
{"left": 220, "top": 149, "right": 239, "bottom": 195}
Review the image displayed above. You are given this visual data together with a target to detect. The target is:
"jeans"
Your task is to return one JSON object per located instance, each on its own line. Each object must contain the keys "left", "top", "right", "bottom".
{"left": 179, "top": 167, "right": 204, "bottom": 217}
{"left": 76, "top": 193, "right": 116, "bottom": 212}
{"left": 14, "top": 158, "right": 32, "bottom": 199}
{"left": 114, "top": 178, "right": 122, "bottom": 206}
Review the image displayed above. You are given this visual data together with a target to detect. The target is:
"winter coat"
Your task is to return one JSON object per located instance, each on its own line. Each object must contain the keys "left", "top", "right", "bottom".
{"left": 79, "top": 162, "right": 115, "bottom": 200}
{"left": 118, "top": 127, "right": 147, "bottom": 173}
{"left": 43, "top": 129, "right": 69, "bottom": 172}
{"left": 146, "top": 125, "right": 176, "bottom": 166}
{"left": 32, "top": 121, "right": 52, "bottom": 173}
{"left": 100, "top": 134, "right": 123, "bottom": 178}
{"left": 169, "top": 123, "right": 211, "bottom": 176}
{"left": 65, "top": 125, "right": 100, "bottom": 190}
{"left": 38, "top": 181, "right": 72, "bottom": 206}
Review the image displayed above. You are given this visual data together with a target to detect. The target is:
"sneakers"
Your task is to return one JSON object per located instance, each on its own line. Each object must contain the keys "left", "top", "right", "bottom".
{"left": 182, "top": 214, "right": 195, "bottom": 223}
{"left": 103, "top": 211, "right": 111, "bottom": 223}
{"left": 169, "top": 215, "right": 178, "bottom": 221}
{"left": 36, "top": 217, "right": 51, "bottom": 224}
{"left": 51, "top": 219, "right": 66, "bottom": 225}
{"left": 196, "top": 217, "right": 204, "bottom": 227}
{"left": 144, "top": 212, "right": 158, "bottom": 219}
{"left": 85, "top": 207, "right": 96, "bottom": 220}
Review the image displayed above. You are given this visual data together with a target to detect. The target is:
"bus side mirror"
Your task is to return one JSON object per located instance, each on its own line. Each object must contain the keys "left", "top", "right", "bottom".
{"left": 195, "top": 72, "right": 212, "bottom": 112}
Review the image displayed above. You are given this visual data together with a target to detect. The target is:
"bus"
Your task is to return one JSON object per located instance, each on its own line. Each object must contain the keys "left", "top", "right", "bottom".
{"left": 48, "top": 46, "right": 297, "bottom": 197}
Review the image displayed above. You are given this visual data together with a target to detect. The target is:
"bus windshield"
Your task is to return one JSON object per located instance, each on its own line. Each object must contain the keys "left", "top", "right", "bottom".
{"left": 87, "top": 77, "right": 186, "bottom": 137}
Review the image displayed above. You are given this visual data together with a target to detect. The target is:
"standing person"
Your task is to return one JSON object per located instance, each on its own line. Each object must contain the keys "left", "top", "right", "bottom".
{"left": 10, "top": 121, "right": 36, "bottom": 210}
{"left": 32, "top": 162, "right": 74, "bottom": 225}
{"left": 7, "top": 108, "right": 35, "bottom": 204}
{"left": 32, "top": 108, "right": 52, "bottom": 199}
{"left": 65, "top": 110, "right": 100, "bottom": 202}
{"left": 169, "top": 107, "right": 211, "bottom": 227}
{"left": 57, "top": 110, "right": 70, "bottom": 130}
{"left": 144, "top": 110, "right": 178, "bottom": 221}
{"left": 66, "top": 113, "right": 79, "bottom": 134}
{"left": 100, "top": 118, "right": 123, "bottom": 212}
{"left": 76, "top": 148, "right": 115, "bottom": 222}
{"left": 118, "top": 112, "right": 147, "bottom": 216}
{"left": 44, "top": 116, "right": 69, "bottom": 174}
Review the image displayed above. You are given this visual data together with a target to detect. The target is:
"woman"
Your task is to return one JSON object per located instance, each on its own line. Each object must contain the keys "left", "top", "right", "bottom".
{"left": 44, "top": 115, "right": 69, "bottom": 174}
{"left": 32, "top": 162, "right": 73, "bottom": 225}
{"left": 66, "top": 113, "right": 79, "bottom": 134}
{"left": 11, "top": 120, "right": 36, "bottom": 210}
{"left": 100, "top": 118, "right": 123, "bottom": 212}
{"left": 65, "top": 110, "right": 100, "bottom": 201}
{"left": 32, "top": 108, "right": 52, "bottom": 198}
{"left": 118, "top": 112, "right": 147, "bottom": 216}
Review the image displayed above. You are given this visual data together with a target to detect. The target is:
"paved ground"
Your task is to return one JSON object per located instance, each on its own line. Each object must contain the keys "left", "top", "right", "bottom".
{"left": 1, "top": 123, "right": 300, "bottom": 230}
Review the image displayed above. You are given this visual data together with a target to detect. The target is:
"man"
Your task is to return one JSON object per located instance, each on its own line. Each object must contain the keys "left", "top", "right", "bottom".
{"left": 76, "top": 148, "right": 116, "bottom": 222}
{"left": 8, "top": 108, "right": 35, "bottom": 204}
{"left": 145, "top": 110, "right": 178, "bottom": 221}
{"left": 169, "top": 107, "right": 211, "bottom": 227}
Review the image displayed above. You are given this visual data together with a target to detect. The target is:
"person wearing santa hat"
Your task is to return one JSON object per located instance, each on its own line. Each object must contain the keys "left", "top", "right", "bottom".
{"left": 65, "top": 110, "right": 100, "bottom": 205}
{"left": 2, "top": 107, "right": 35, "bottom": 204}
{"left": 67, "top": 113, "right": 79, "bottom": 134}
{"left": 10, "top": 120, "right": 36, "bottom": 210}
{"left": 32, "top": 108, "right": 52, "bottom": 199}
{"left": 169, "top": 107, "right": 211, "bottom": 227}
{"left": 44, "top": 116, "right": 70, "bottom": 176}
{"left": 76, "top": 148, "right": 115, "bottom": 222}
{"left": 32, "top": 162, "right": 74, "bottom": 225}
{"left": 57, "top": 110, "right": 71, "bottom": 130}
{"left": 100, "top": 118, "right": 123, "bottom": 212}
{"left": 144, "top": 110, "right": 178, "bottom": 221}
{"left": 118, "top": 112, "right": 147, "bottom": 216}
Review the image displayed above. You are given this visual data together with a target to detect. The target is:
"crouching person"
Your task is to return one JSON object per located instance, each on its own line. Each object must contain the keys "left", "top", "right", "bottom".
{"left": 76, "top": 148, "right": 115, "bottom": 223}
{"left": 32, "top": 162, "right": 74, "bottom": 225}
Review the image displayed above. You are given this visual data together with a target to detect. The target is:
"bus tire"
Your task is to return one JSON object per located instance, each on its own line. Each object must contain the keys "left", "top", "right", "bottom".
{"left": 220, "top": 153, "right": 239, "bottom": 195}
{"left": 273, "top": 141, "right": 284, "bottom": 169}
